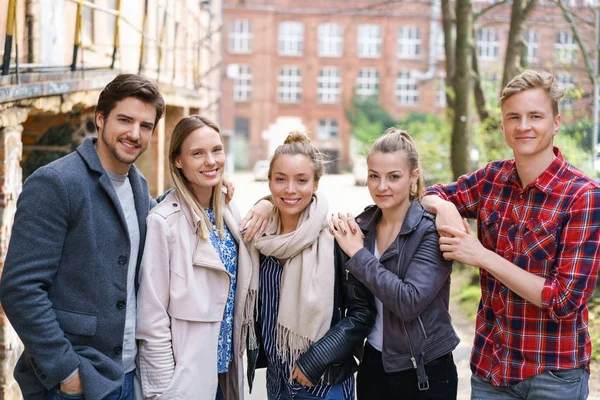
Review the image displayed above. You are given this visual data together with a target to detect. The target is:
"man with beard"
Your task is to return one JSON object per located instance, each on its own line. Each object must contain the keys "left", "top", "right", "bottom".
{"left": 0, "top": 74, "right": 164, "bottom": 400}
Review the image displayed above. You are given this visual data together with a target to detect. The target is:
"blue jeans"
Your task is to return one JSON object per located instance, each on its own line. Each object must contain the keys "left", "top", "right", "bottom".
{"left": 47, "top": 370, "right": 135, "bottom": 400}
{"left": 267, "top": 378, "right": 346, "bottom": 400}
{"left": 471, "top": 369, "right": 589, "bottom": 400}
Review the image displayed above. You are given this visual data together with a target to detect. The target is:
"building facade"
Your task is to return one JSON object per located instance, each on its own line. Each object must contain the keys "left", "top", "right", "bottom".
{"left": 0, "top": 0, "right": 222, "bottom": 398}
{"left": 220, "top": 0, "right": 597, "bottom": 172}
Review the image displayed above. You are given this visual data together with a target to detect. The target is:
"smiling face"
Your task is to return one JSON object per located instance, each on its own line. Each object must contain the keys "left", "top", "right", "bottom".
{"left": 268, "top": 153, "right": 319, "bottom": 230}
{"left": 367, "top": 150, "right": 417, "bottom": 213}
{"left": 501, "top": 88, "right": 561, "bottom": 163}
{"left": 174, "top": 126, "right": 225, "bottom": 203}
{"left": 95, "top": 97, "right": 157, "bottom": 174}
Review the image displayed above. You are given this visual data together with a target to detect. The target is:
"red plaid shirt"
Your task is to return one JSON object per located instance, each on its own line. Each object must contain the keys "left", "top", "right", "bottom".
{"left": 425, "top": 148, "right": 600, "bottom": 386}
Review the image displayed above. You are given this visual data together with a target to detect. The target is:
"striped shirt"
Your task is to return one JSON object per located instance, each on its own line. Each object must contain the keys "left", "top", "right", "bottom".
{"left": 259, "top": 255, "right": 354, "bottom": 399}
{"left": 425, "top": 148, "right": 600, "bottom": 386}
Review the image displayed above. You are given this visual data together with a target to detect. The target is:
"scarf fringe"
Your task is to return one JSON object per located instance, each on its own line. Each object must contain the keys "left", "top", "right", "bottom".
{"left": 276, "top": 323, "right": 314, "bottom": 381}
{"left": 240, "top": 289, "right": 258, "bottom": 355}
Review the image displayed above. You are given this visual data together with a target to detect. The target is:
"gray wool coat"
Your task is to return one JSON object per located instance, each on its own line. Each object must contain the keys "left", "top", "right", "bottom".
{"left": 0, "top": 137, "right": 153, "bottom": 400}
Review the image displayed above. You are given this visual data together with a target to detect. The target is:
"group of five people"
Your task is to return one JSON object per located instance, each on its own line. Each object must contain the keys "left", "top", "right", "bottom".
{"left": 0, "top": 69, "right": 597, "bottom": 400}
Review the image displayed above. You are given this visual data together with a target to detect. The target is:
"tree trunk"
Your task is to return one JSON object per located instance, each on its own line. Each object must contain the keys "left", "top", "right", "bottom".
{"left": 502, "top": 0, "right": 538, "bottom": 88}
{"left": 451, "top": 0, "right": 473, "bottom": 179}
{"left": 441, "top": 0, "right": 455, "bottom": 109}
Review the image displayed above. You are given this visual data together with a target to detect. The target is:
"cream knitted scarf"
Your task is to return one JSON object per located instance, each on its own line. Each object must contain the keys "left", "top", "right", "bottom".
{"left": 243, "top": 193, "right": 334, "bottom": 377}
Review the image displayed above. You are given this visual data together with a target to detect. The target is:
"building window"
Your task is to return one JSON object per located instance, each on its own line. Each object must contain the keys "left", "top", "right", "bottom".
{"left": 356, "top": 68, "right": 379, "bottom": 97}
{"left": 436, "top": 75, "right": 446, "bottom": 107}
{"left": 318, "top": 67, "right": 341, "bottom": 104}
{"left": 82, "top": 0, "right": 94, "bottom": 44}
{"left": 476, "top": 27, "right": 500, "bottom": 61}
{"left": 229, "top": 19, "right": 252, "bottom": 53}
{"left": 278, "top": 66, "right": 302, "bottom": 103}
{"left": 524, "top": 29, "right": 538, "bottom": 62}
{"left": 317, "top": 119, "right": 339, "bottom": 140}
{"left": 231, "top": 64, "right": 252, "bottom": 102}
{"left": 357, "top": 24, "right": 382, "bottom": 58}
{"left": 397, "top": 26, "right": 421, "bottom": 59}
{"left": 556, "top": 73, "right": 574, "bottom": 110}
{"left": 396, "top": 72, "right": 419, "bottom": 105}
{"left": 279, "top": 21, "right": 304, "bottom": 56}
{"left": 318, "top": 23, "right": 343, "bottom": 57}
{"left": 555, "top": 31, "right": 577, "bottom": 64}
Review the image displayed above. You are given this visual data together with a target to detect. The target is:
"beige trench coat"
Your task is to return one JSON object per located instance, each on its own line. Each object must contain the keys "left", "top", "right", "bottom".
{"left": 136, "top": 190, "right": 257, "bottom": 399}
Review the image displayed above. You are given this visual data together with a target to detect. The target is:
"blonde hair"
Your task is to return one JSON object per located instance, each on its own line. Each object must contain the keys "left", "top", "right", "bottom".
{"left": 268, "top": 131, "right": 325, "bottom": 184}
{"left": 368, "top": 128, "right": 424, "bottom": 200}
{"left": 168, "top": 115, "right": 225, "bottom": 240}
{"left": 500, "top": 70, "right": 564, "bottom": 116}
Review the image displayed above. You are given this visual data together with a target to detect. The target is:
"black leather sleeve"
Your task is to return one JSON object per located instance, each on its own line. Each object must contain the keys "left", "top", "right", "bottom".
{"left": 295, "top": 243, "right": 376, "bottom": 384}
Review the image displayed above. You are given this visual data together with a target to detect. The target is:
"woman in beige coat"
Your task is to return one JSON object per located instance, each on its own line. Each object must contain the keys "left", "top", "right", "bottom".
{"left": 136, "top": 115, "right": 258, "bottom": 400}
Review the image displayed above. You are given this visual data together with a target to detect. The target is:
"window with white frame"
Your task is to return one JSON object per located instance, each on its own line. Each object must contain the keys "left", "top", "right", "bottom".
{"left": 278, "top": 21, "right": 304, "bottom": 56}
{"left": 318, "top": 67, "right": 341, "bottom": 104}
{"left": 318, "top": 23, "right": 343, "bottom": 57}
{"left": 317, "top": 119, "right": 339, "bottom": 140}
{"left": 396, "top": 72, "right": 419, "bottom": 105}
{"left": 357, "top": 25, "right": 382, "bottom": 58}
{"left": 397, "top": 26, "right": 421, "bottom": 59}
{"left": 437, "top": 75, "right": 446, "bottom": 107}
{"left": 524, "top": 29, "right": 538, "bottom": 62}
{"left": 476, "top": 27, "right": 500, "bottom": 61}
{"left": 278, "top": 67, "right": 302, "bottom": 103}
{"left": 229, "top": 19, "right": 252, "bottom": 53}
{"left": 356, "top": 68, "right": 379, "bottom": 97}
{"left": 555, "top": 31, "right": 577, "bottom": 64}
{"left": 556, "top": 73, "right": 574, "bottom": 110}
{"left": 232, "top": 64, "right": 252, "bottom": 102}
{"left": 436, "top": 28, "right": 445, "bottom": 61}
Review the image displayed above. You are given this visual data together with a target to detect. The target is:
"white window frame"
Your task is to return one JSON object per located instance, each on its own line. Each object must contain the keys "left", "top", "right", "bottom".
{"left": 229, "top": 19, "right": 252, "bottom": 54}
{"left": 476, "top": 27, "right": 500, "bottom": 61}
{"left": 318, "top": 23, "right": 343, "bottom": 57}
{"left": 436, "top": 75, "right": 446, "bottom": 107}
{"left": 555, "top": 31, "right": 577, "bottom": 64}
{"left": 317, "top": 119, "right": 339, "bottom": 140}
{"left": 278, "top": 66, "right": 302, "bottom": 103}
{"left": 357, "top": 24, "right": 382, "bottom": 59}
{"left": 397, "top": 26, "right": 421, "bottom": 59}
{"left": 278, "top": 21, "right": 304, "bottom": 56}
{"left": 232, "top": 64, "right": 252, "bottom": 102}
{"left": 318, "top": 67, "right": 341, "bottom": 104}
{"left": 356, "top": 68, "right": 380, "bottom": 97}
{"left": 396, "top": 72, "right": 419, "bottom": 106}
{"left": 524, "top": 29, "right": 538, "bottom": 62}
{"left": 556, "top": 72, "right": 574, "bottom": 110}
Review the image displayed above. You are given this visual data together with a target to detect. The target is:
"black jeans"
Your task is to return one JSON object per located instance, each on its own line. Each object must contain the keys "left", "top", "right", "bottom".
{"left": 357, "top": 342, "right": 458, "bottom": 400}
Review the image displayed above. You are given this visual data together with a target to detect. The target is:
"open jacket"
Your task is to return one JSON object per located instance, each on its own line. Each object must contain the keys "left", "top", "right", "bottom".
{"left": 136, "top": 190, "right": 258, "bottom": 400}
{"left": 247, "top": 242, "right": 376, "bottom": 390}
{"left": 345, "top": 200, "right": 460, "bottom": 389}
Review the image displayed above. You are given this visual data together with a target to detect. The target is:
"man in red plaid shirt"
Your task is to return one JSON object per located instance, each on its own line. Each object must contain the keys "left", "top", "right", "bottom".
{"left": 422, "top": 70, "right": 600, "bottom": 399}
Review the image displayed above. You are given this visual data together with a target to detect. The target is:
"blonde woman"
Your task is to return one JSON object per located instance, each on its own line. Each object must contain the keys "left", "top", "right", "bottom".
{"left": 136, "top": 115, "right": 258, "bottom": 399}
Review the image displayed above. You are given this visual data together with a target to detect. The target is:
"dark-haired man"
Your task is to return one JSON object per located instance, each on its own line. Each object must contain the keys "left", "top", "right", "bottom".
{"left": 0, "top": 73, "right": 164, "bottom": 400}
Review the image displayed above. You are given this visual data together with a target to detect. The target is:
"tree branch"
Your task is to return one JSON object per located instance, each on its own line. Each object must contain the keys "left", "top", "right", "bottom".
{"left": 522, "top": 0, "right": 538, "bottom": 19}
{"left": 556, "top": 0, "right": 596, "bottom": 86}
{"left": 474, "top": 0, "right": 509, "bottom": 21}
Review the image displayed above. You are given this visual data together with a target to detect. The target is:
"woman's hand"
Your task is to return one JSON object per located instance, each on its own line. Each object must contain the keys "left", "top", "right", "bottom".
{"left": 292, "top": 366, "right": 313, "bottom": 388}
{"left": 239, "top": 199, "right": 273, "bottom": 241}
{"left": 329, "top": 213, "right": 364, "bottom": 258}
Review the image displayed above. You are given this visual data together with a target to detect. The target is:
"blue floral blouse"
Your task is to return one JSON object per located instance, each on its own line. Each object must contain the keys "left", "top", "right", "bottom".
{"left": 206, "top": 209, "right": 238, "bottom": 374}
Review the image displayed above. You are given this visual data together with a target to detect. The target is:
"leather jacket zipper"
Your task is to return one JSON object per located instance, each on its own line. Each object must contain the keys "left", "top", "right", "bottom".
{"left": 417, "top": 316, "right": 428, "bottom": 339}
{"left": 402, "top": 320, "right": 418, "bottom": 370}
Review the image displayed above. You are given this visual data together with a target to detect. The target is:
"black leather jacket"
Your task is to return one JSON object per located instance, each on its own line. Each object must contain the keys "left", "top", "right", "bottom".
{"left": 247, "top": 243, "right": 376, "bottom": 391}
{"left": 346, "top": 200, "right": 460, "bottom": 390}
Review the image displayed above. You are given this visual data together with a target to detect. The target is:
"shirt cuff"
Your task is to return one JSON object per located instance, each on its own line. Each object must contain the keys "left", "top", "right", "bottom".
{"left": 61, "top": 368, "right": 79, "bottom": 383}
{"left": 541, "top": 277, "right": 558, "bottom": 321}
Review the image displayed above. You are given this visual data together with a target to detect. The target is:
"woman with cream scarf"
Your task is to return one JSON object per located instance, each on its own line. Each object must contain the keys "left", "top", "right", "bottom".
{"left": 243, "top": 132, "right": 375, "bottom": 400}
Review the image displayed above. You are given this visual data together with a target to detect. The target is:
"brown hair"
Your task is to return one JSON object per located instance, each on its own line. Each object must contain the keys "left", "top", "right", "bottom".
{"left": 169, "top": 115, "right": 224, "bottom": 240}
{"left": 368, "top": 128, "right": 424, "bottom": 200}
{"left": 95, "top": 74, "right": 165, "bottom": 129}
{"left": 500, "top": 70, "right": 564, "bottom": 116}
{"left": 268, "top": 131, "right": 325, "bottom": 183}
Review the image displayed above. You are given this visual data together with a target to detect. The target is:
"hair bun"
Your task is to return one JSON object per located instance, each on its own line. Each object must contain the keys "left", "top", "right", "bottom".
{"left": 283, "top": 131, "right": 311, "bottom": 145}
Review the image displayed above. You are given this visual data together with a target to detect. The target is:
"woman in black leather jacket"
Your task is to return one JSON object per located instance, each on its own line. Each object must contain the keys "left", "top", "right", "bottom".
{"left": 331, "top": 128, "right": 460, "bottom": 400}
{"left": 245, "top": 132, "right": 375, "bottom": 400}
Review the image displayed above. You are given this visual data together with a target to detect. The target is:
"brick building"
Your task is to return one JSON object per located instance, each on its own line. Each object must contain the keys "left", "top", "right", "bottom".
{"left": 0, "top": 0, "right": 222, "bottom": 398}
{"left": 220, "top": 0, "right": 598, "bottom": 172}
